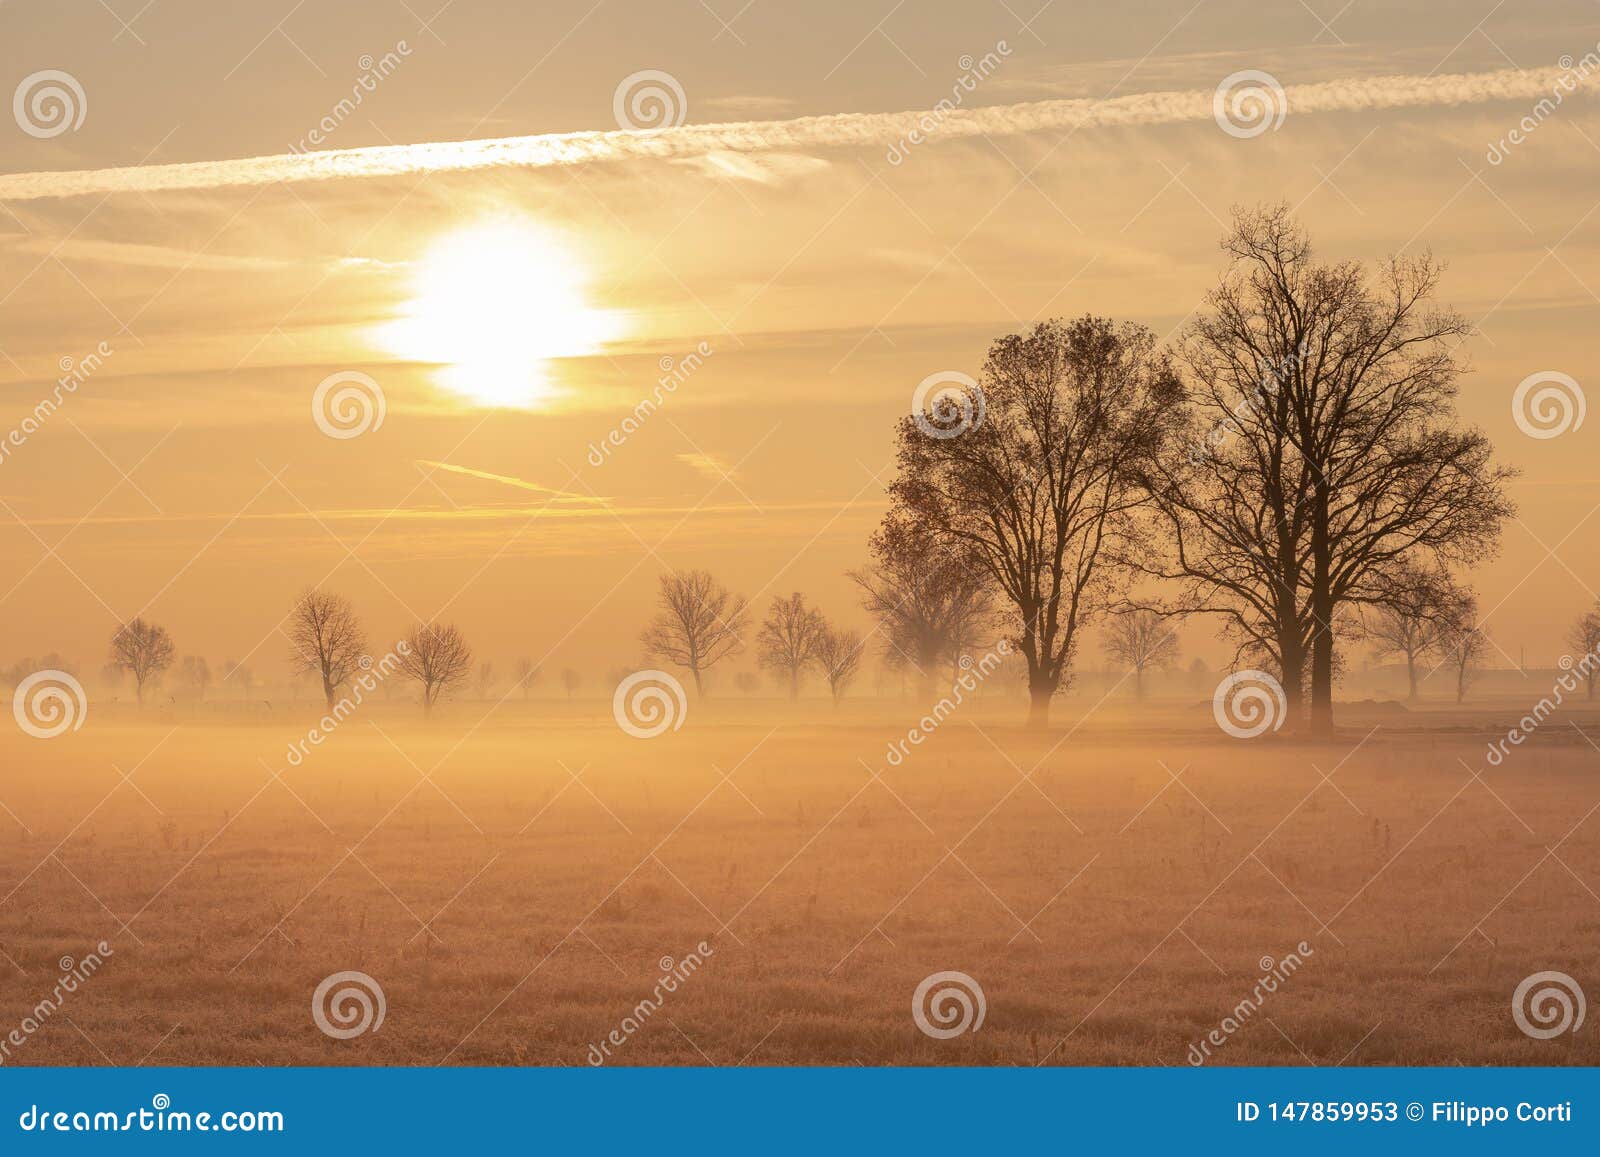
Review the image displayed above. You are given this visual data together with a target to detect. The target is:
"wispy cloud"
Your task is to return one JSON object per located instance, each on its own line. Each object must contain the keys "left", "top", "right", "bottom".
{"left": 0, "top": 67, "right": 1562, "bottom": 202}
{"left": 676, "top": 451, "right": 736, "bottom": 482}
{"left": 416, "top": 460, "right": 609, "bottom": 504}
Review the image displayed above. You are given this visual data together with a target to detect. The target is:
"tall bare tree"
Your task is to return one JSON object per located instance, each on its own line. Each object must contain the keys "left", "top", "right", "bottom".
{"left": 640, "top": 569, "right": 748, "bottom": 695}
{"left": 1568, "top": 601, "right": 1600, "bottom": 699}
{"left": 561, "top": 667, "right": 581, "bottom": 701}
{"left": 398, "top": 621, "right": 472, "bottom": 715}
{"left": 812, "top": 624, "right": 865, "bottom": 705}
{"left": 850, "top": 513, "right": 994, "bottom": 695}
{"left": 887, "top": 315, "right": 1183, "bottom": 726}
{"left": 288, "top": 588, "right": 366, "bottom": 711}
{"left": 1140, "top": 206, "right": 1513, "bottom": 736}
{"left": 1100, "top": 609, "right": 1180, "bottom": 699}
{"left": 757, "top": 593, "right": 827, "bottom": 699}
{"left": 109, "top": 618, "right": 174, "bottom": 704}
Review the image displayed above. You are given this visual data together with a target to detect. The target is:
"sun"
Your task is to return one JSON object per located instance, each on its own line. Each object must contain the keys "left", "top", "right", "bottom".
{"left": 378, "top": 219, "right": 621, "bottom": 407}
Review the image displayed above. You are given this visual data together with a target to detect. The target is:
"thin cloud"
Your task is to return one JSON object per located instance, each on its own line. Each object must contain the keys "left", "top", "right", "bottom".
{"left": 0, "top": 67, "right": 1562, "bottom": 202}
{"left": 416, "top": 460, "right": 609, "bottom": 504}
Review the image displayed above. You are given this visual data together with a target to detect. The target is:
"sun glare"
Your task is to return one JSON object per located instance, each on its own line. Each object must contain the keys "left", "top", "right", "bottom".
{"left": 379, "top": 219, "right": 621, "bottom": 408}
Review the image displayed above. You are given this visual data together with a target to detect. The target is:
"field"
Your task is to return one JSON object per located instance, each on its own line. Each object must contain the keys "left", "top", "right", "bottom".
{"left": 1, "top": 691, "right": 1597, "bottom": 1067}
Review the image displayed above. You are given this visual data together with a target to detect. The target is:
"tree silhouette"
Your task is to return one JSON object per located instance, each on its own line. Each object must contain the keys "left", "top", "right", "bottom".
{"left": 180, "top": 655, "right": 212, "bottom": 700}
{"left": 513, "top": 657, "right": 541, "bottom": 699}
{"left": 887, "top": 315, "right": 1182, "bottom": 726}
{"left": 757, "top": 592, "right": 827, "bottom": 700}
{"left": 110, "top": 618, "right": 175, "bottom": 704}
{"left": 1569, "top": 600, "right": 1600, "bottom": 699}
{"left": 1140, "top": 205, "right": 1513, "bottom": 736}
{"left": 813, "top": 624, "right": 865, "bottom": 705}
{"left": 398, "top": 621, "right": 472, "bottom": 715}
{"left": 850, "top": 513, "right": 993, "bottom": 696}
{"left": 287, "top": 588, "right": 366, "bottom": 711}
{"left": 1362, "top": 565, "right": 1470, "bottom": 702}
{"left": 640, "top": 570, "right": 748, "bottom": 695}
{"left": 1442, "top": 614, "right": 1489, "bottom": 704}
{"left": 1100, "top": 609, "right": 1179, "bottom": 699}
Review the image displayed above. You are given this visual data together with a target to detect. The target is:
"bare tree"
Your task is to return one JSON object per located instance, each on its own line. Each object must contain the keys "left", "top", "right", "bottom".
{"left": 398, "top": 622, "right": 473, "bottom": 715}
{"left": 110, "top": 618, "right": 175, "bottom": 704}
{"left": 887, "top": 315, "right": 1183, "bottom": 726}
{"left": 1443, "top": 618, "right": 1490, "bottom": 704}
{"left": 1362, "top": 566, "right": 1470, "bottom": 702}
{"left": 1100, "top": 609, "right": 1180, "bottom": 699}
{"left": 288, "top": 589, "right": 367, "bottom": 711}
{"left": 813, "top": 625, "right": 865, "bottom": 705}
{"left": 561, "top": 667, "right": 581, "bottom": 701}
{"left": 640, "top": 570, "right": 749, "bottom": 695}
{"left": 513, "top": 657, "right": 541, "bottom": 699}
{"left": 1139, "top": 206, "right": 1513, "bottom": 736}
{"left": 475, "top": 661, "right": 495, "bottom": 698}
{"left": 180, "top": 655, "right": 212, "bottom": 700}
{"left": 1568, "top": 601, "right": 1600, "bottom": 699}
{"left": 757, "top": 593, "right": 827, "bottom": 699}
{"left": 850, "top": 513, "right": 994, "bottom": 695}
{"left": 734, "top": 671, "right": 761, "bottom": 696}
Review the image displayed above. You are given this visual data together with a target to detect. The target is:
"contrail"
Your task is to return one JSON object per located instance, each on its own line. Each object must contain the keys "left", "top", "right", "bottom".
{"left": 0, "top": 67, "right": 1567, "bottom": 202}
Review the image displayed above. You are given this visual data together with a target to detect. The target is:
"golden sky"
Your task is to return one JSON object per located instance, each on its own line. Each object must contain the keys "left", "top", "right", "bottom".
{"left": 3, "top": 0, "right": 1600, "bottom": 677}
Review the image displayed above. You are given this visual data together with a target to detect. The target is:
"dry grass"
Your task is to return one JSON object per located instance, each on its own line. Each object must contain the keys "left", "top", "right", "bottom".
{"left": 1, "top": 694, "right": 1597, "bottom": 1067}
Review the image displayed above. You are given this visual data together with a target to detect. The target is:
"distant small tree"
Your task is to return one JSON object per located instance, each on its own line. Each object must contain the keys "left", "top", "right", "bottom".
{"left": 398, "top": 622, "right": 473, "bottom": 715}
{"left": 1568, "top": 600, "right": 1600, "bottom": 699}
{"left": 287, "top": 588, "right": 366, "bottom": 711}
{"left": 1100, "top": 609, "right": 1180, "bottom": 699}
{"left": 734, "top": 671, "right": 761, "bottom": 696}
{"left": 813, "top": 625, "right": 865, "bottom": 705}
{"left": 757, "top": 593, "right": 827, "bottom": 700}
{"left": 561, "top": 667, "right": 581, "bottom": 701}
{"left": 110, "top": 618, "right": 175, "bottom": 704}
{"left": 1443, "top": 621, "right": 1490, "bottom": 704}
{"left": 180, "top": 655, "right": 212, "bottom": 700}
{"left": 222, "top": 659, "right": 255, "bottom": 698}
{"left": 513, "top": 657, "right": 541, "bottom": 699}
{"left": 640, "top": 570, "right": 749, "bottom": 695}
{"left": 1364, "top": 568, "right": 1471, "bottom": 702}
{"left": 476, "top": 661, "right": 495, "bottom": 698}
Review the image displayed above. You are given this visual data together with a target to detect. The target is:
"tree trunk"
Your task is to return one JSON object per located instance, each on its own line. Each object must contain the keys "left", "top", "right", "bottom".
{"left": 1309, "top": 484, "right": 1335, "bottom": 739}
{"left": 1405, "top": 654, "right": 1419, "bottom": 703}
{"left": 323, "top": 678, "right": 337, "bottom": 711}
{"left": 788, "top": 671, "right": 799, "bottom": 701}
{"left": 690, "top": 666, "right": 704, "bottom": 697}
{"left": 1027, "top": 679, "right": 1052, "bottom": 728}
{"left": 1134, "top": 666, "right": 1145, "bottom": 700}
{"left": 1276, "top": 630, "right": 1304, "bottom": 732}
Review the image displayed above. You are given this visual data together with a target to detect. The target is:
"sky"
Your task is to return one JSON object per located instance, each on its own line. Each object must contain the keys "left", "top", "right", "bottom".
{"left": 2, "top": 0, "right": 1600, "bottom": 682}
